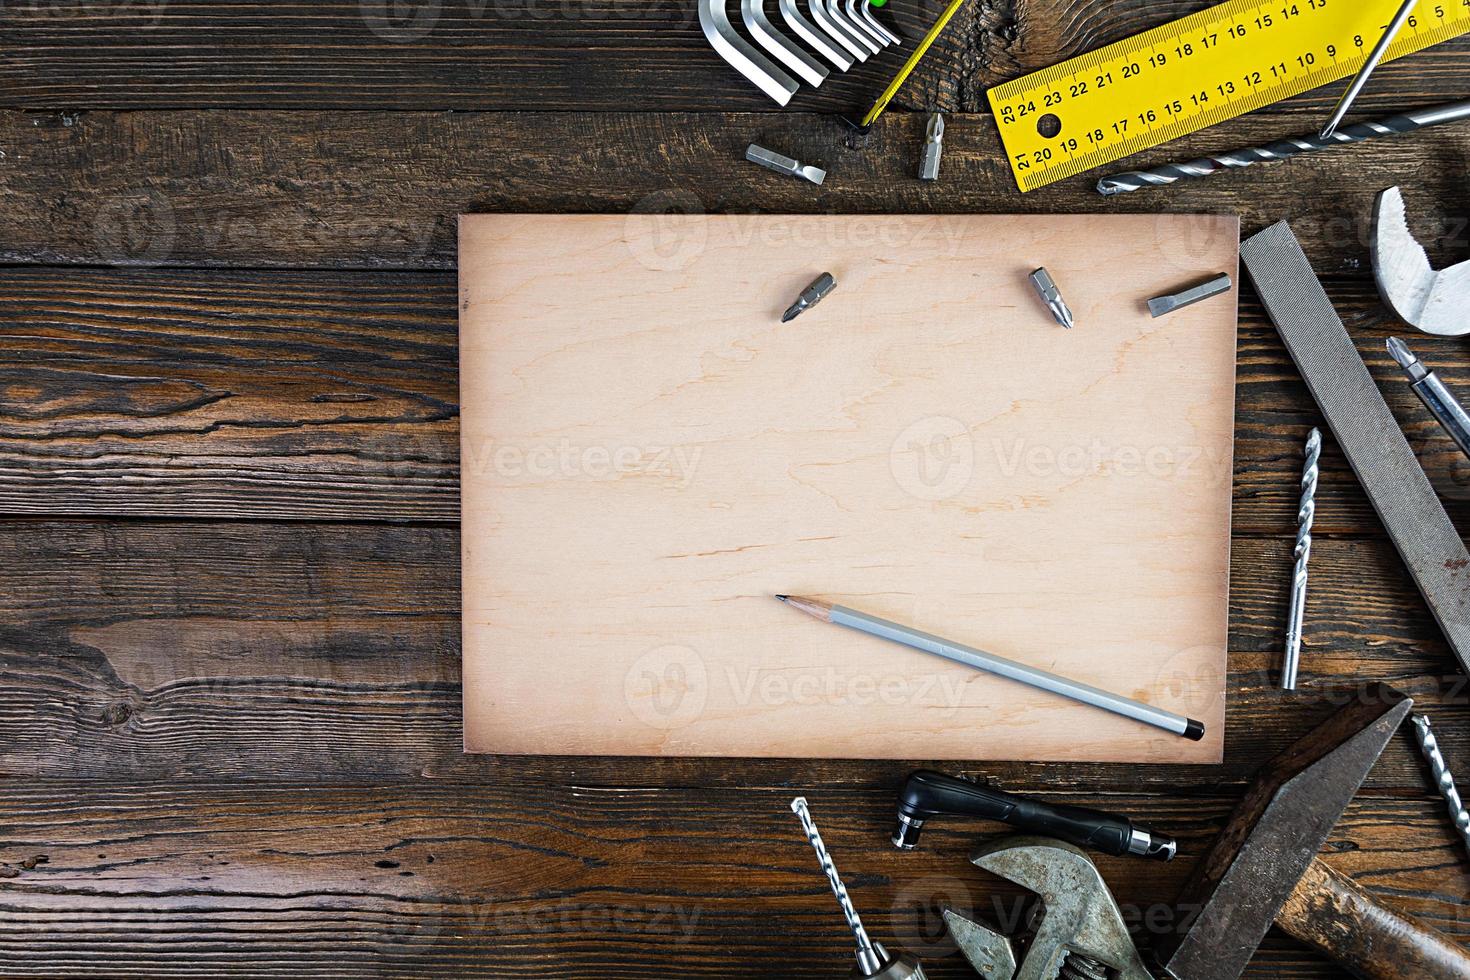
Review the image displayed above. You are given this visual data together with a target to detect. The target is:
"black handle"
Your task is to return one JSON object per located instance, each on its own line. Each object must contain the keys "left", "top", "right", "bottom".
{"left": 894, "top": 770, "right": 1175, "bottom": 861}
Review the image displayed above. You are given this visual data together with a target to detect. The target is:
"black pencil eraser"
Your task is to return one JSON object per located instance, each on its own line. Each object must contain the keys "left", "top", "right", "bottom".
{"left": 1183, "top": 719, "right": 1206, "bottom": 741}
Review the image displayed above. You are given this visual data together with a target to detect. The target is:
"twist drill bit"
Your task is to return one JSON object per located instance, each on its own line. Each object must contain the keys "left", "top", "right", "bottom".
{"left": 1098, "top": 100, "right": 1470, "bottom": 197}
{"left": 919, "top": 113, "right": 944, "bottom": 181}
{"left": 1282, "top": 427, "right": 1321, "bottom": 691}
{"left": 782, "top": 272, "right": 837, "bottom": 322}
{"left": 790, "top": 797, "right": 927, "bottom": 979}
{"left": 1410, "top": 714, "right": 1470, "bottom": 863}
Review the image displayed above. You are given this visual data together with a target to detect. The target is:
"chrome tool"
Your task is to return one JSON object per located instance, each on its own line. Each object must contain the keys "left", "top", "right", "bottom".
{"left": 1410, "top": 714, "right": 1470, "bottom": 863}
{"left": 1148, "top": 274, "right": 1233, "bottom": 318}
{"left": 808, "top": 0, "right": 869, "bottom": 62}
{"left": 776, "top": 596, "right": 1205, "bottom": 740}
{"left": 790, "top": 797, "right": 928, "bottom": 980}
{"left": 858, "top": 0, "right": 900, "bottom": 46}
{"left": 782, "top": 272, "right": 837, "bottom": 322}
{"left": 918, "top": 113, "right": 943, "bottom": 181}
{"left": 1321, "top": 0, "right": 1420, "bottom": 140}
{"left": 777, "top": 0, "right": 854, "bottom": 70}
{"left": 745, "top": 144, "right": 826, "bottom": 185}
{"left": 698, "top": 0, "right": 799, "bottom": 105}
{"left": 1240, "top": 221, "right": 1470, "bottom": 682}
{"left": 1283, "top": 428, "right": 1321, "bottom": 692}
{"left": 1388, "top": 337, "right": 1470, "bottom": 460}
{"left": 942, "top": 838, "right": 1152, "bottom": 980}
{"left": 1098, "top": 100, "right": 1470, "bottom": 196}
{"left": 1028, "top": 268, "right": 1074, "bottom": 330}
{"left": 1371, "top": 185, "right": 1470, "bottom": 336}
{"left": 741, "top": 0, "right": 829, "bottom": 88}
{"left": 823, "top": 0, "right": 879, "bottom": 56}
{"left": 893, "top": 770, "right": 1176, "bottom": 861}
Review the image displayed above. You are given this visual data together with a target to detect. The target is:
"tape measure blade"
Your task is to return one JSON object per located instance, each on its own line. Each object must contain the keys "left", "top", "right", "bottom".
{"left": 988, "top": 0, "right": 1470, "bottom": 192}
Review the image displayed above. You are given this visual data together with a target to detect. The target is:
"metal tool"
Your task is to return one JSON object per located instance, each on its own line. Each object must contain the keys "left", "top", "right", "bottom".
{"left": 1157, "top": 684, "right": 1470, "bottom": 979}
{"left": 1321, "top": 0, "right": 1420, "bottom": 139}
{"left": 1098, "top": 99, "right": 1470, "bottom": 196}
{"left": 1388, "top": 337, "right": 1470, "bottom": 460}
{"left": 826, "top": 0, "right": 881, "bottom": 55}
{"left": 746, "top": 144, "right": 826, "bottom": 185}
{"left": 1411, "top": 714, "right": 1470, "bottom": 864}
{"left": 918, "top": 113, "right": 943, "bottom": 181}
{"left": 1240, "top": 221, "right": 1470, "bottom": 683}
{"left": 858, "top": 0, "right": 900, "bottom": 47}
{"left": 777, "top": 0, "right": 854, "bottom": 71}
{"left": 893, "top": 770, "right": 1175, "bottom": 861}
{"left": 741, "top": 0, "right": 830, "bottom": 88}
{"left": 698, "top": 0, "right": 799, "bottom": 105}
{"left": 1371, "top": 185, "right": 1470, "bottom": 336}
{"left": 942, "top": 837, "right": 1152, "bottom": 980}
{"left": 782, "top": 272, "right": 837, "bottom": 322}
{"left": 854, "top": 0, "right": 966, "bottom": 130}
{"left": 842, "top": 0, "right": 889, "bottom": 50}
{"left": 1147, "top": 273, "right": 1232, "bottom": 318}
{"left": 807, "top": 0, "right": 869, "bottom": 62}
{"left": 776, "top": 596, "right": 1205, "bottom": 740}
{"left": 790, "top": 797, "right": 927, "bottom": 980}
{"left": 1028, "top": 268, "right": 1074, "bottom": 330}
{"left": 1282, "top": 427, "right": 1321, "bottom": 692}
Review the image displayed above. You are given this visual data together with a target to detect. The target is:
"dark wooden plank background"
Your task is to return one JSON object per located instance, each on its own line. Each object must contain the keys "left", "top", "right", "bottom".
{"left": 2, "top": 1, "right": 1469, "bottom": 976}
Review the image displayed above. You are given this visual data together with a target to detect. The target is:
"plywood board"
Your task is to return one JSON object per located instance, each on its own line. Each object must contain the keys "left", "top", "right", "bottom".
{"left": 460, "top": 213, "right": 1237, "bottom": 763}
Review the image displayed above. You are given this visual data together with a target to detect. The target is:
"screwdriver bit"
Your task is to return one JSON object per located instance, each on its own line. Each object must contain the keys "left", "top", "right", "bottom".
{"left": 1029, "top": 267, "right": 1074, "bottom": 329}
{"left": 782, "top": 272, "right": 837, "bottom": 322}
{"left": 746, "top": 143, "right": 826, "bottom": 185}
{"left": 919, "top": 113, "right": 943, "bottom": 181}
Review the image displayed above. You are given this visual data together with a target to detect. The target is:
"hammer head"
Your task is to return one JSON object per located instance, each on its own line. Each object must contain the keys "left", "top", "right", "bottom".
{"left": 1156, "top": 684, "right": 1412, "bottom": 979}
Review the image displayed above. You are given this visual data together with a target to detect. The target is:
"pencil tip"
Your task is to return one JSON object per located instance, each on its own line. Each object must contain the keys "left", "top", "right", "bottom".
{"left": 774, "top": 594, "right": 789, "bottom": 602}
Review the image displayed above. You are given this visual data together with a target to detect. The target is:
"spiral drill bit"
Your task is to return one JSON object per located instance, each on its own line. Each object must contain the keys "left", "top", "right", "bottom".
{"left": 1282, "top": 428, "right": 1321, "bottom": 691}
{"left": 1097, "top": 99, "right": 1470, "bottom": 196}
{"left": 790, "top": 797, "right": 926, "bottom": 979}
{"left": 1410, "top": 714, "right": 1470, "bottom": 863}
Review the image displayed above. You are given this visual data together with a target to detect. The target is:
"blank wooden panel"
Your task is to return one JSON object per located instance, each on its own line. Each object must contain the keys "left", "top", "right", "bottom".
{"left": 460, "top": 213, "right": 1238, "bottom": 763}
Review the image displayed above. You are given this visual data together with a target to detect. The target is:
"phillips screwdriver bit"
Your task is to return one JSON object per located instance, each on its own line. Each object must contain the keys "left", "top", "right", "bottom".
{"left": 782, "top": 272, "right": 837, "bottom": 322}
{"left": 1029, "top": 267, "right": 1074, "bottom": 329}
{"left": 919, "top": 113, "right": 943, "bottom": 181}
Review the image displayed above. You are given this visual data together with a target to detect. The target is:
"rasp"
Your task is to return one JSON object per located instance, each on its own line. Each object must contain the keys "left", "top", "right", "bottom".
{"left": 1240, "top": 221, "right": 1470, "bottom": 680}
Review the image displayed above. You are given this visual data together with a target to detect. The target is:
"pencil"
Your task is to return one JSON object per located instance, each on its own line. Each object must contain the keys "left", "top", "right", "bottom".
{"left": 775, "top": 595, "right": 1204, "bottom": 741}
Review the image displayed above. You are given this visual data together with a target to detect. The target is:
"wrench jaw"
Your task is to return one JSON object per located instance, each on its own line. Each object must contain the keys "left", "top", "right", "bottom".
{"left": 944, "top": 837, "right": 1153, "bottom": 980}
{"left": 698, "top": 0, "right": 800, "bottom": 105}
{"left": 742, "top": 0, "right": 831, "bottom": 87}
{"left": 1371, "top": 185, "right": 1470, "bottom": 338}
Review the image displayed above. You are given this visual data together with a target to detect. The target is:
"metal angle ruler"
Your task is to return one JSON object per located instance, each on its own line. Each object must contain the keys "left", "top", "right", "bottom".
{"left": 987, "top": 0, "right": 1470, "bottom": 192}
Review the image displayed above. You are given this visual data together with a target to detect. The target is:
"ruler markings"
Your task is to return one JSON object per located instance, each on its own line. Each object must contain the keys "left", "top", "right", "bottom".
{"left": 987, "top": 0, "right": 1470, "bottom": 192}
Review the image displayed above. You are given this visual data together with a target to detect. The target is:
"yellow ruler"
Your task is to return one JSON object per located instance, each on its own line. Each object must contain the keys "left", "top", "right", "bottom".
{"left": 987, "top": 0, "right": 1470, "bottom": 192}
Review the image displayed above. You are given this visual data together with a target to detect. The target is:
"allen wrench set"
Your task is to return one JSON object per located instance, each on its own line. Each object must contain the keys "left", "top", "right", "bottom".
{"left": 699, "top": 0, "right": 902, "bottom": 106}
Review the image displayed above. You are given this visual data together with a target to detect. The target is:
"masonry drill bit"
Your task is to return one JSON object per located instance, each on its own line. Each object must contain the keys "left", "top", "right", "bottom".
{"left": 790, "top": 797, "right": 927, "bottom": 979}
{"left": 1410, "top": 714, "right": 1470, "bottom": 863}
{"left": 1029, "top": 268, "right": 1074, "bottom": 329}
{"left": 1097, "top": 99, "right": 1470, "bottom": 196}
{"left": 1282, "top": 427, "right": 1321, "bottom": 691}
{"left": 919, "top": 113, "right": 944, "bottom": 181}
{"left": 746, "top": 143, "right": 826, "bottom": 186}
{"left": 782, "top": 272, "right": 837, "bottom": 322}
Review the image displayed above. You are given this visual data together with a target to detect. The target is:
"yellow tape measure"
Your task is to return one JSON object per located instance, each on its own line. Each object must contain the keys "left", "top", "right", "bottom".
{"left": 987, "top": 0, "right": 1470, "bottom": 192}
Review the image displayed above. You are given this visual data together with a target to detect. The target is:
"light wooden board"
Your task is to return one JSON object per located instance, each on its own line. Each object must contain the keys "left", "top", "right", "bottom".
{"left": 460, "top": 213, "right": 1238, "bottom": 763}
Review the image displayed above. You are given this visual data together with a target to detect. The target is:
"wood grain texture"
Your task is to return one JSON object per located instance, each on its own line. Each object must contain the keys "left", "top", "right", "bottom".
{"left": 0, "top": 0, "right": 1465, "bottom": 112}
{"left": 459, "top": 212, "right": 1237, "bottom": 761}
{"left": 2, "top": 518, "right": 1466, "bottom": 788}
{"left": 6, "top": 266, "right": 1470, "bottom": 535}
{"left": 4, "top": 110, "right": 1470, "bottom": 271}
{"left": 0, "top": 783, "right": 1463, "bottom": 978}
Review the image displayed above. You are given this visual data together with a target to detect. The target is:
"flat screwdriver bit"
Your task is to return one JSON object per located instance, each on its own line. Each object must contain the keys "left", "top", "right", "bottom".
{"left": 746, "top": 143, "right": 826, "bottom": 185}
{"left": 1148, "top": 274, "right": 1233, "bottom": 318}
{"left": 782, "top": 272, "right": 837, "bottom": 322}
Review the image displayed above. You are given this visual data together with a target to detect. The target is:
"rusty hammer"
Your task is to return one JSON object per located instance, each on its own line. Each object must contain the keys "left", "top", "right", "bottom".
{"left": 1156, "top": 684, "right": 1470, "bottom": 979}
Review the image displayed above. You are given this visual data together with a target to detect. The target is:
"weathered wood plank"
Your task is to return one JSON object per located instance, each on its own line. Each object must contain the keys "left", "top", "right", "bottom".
{"left": 1, "top": 518, "right": 1465, "bottom": 788}
{"left": 7, "top": 266, "right": 1470, "bottom": 533}
{"left": 0, "top": 0, "right": 1465, "bottom": 112}
{"left": 0, "top": 783, "right": 1463, "bottom": 977}
{"left": 3, "top": 110, "right": 1469, "bottom": 272}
